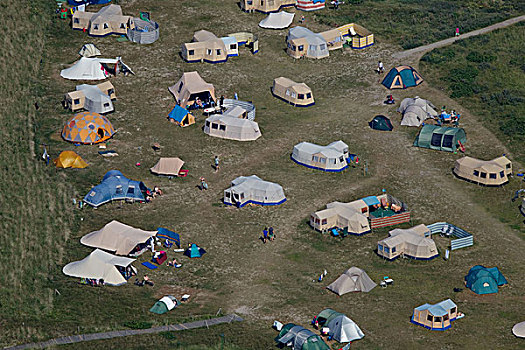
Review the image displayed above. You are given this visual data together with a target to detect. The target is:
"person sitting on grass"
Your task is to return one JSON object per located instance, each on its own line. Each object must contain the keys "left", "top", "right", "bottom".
{"left": 262, "top": 227, "right": 268, "bottom": 243}
{"left": 167, "top": 258, "right": 182, "bottom": 268}
{"left": 269, "top": 227, "right": 275, "bottom": 241}
{"left": 143, "top": 275, "right": 154, "bottom": 286}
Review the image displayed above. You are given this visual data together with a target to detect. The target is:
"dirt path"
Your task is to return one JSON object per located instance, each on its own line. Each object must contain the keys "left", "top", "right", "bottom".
{"left": 393, "top": 15, "right": 525, "bottom": 59}
{"left": 4, "top": 314, "right": 242, "bottom": 350}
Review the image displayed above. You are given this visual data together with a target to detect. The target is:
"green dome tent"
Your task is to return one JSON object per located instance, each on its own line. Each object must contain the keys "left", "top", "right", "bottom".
{"left": 369, "top": 115, "right": 393, "bottom": 131}
{"left": 382, "top": 66, "right": 424, "bottom": 89}
{"left": 413, "top": 124, "right": 466, "bottom": 152}
{"left": 315, "top": 309, "right": 364, "bottom": 343}
{"left": 465, "top": 265, "right": 507, "bottom": 295}
{"left": 150, "top": 295, "right": 180, "bottom": 314}
{"left": 275, "top": 323, "right": 329, "bottom": 350}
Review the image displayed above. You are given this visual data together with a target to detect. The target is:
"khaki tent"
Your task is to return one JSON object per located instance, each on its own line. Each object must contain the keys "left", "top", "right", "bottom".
{"left": 78, "top": 43, "right": 101, "bottom": 57}
{"left": 62, "top": 249, "right": 136, "bottom": 286}
{"left": 72, "top": 4, "right": 135, "bottom": 37}
{"left": 287, "top": 27, "right": 330, "bottom": 59}
{"left": 240, "top": 0, "right": 296, "bottom": 13}
{"left": 272, "top": 77, "right": 314, "bottom": 107}
{"left": 377, "top": 224, "right": 438, "bottom": 260}
{"left": 259, "top": 11, "right": 295, "bottom": 29}
{"left": 310, "top": 200, "right": 370, "bottom": 234}
{"left": 150, "top": 157, "right": 185, "bottom": 176}
{"left": 291, "top": 141, "right": 349, "bottom": 172}
{"left": 204, "top": 115, "right": 261, "bottom": 141}
{"left": 54, "top": 151, "right": 88, "bottom": 169}
{"left": 453, "top": 156, "right": 511, "bottom": 186}
{"left": 398, "top": 97, "right": 438, "bottom": 127}
{"left": 80, "top": 220, "right": 157, "bottom": 256}
{"left": 326, "top": 266, "right": 376, "bottom": 295}
{"left": 168, "top": 72, "right": 216, "bottom": 109}
{"left": 411, "top": 299, "right": 458, "bottom": 331}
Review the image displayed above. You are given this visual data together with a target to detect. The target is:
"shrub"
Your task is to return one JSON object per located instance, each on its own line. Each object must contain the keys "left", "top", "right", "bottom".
{"left": 466, "top": 51, "right": 496, "bottom": 63}
{"left": 123, "top": 320, "right": 153, "bottom": 329}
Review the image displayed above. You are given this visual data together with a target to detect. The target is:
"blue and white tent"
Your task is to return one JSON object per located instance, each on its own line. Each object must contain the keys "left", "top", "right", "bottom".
{"left": 84, "top": 170, "right": 149, "bottom": 207}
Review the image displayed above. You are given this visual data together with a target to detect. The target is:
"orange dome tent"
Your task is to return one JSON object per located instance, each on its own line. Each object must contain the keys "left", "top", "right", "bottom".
{"left": 62, "top": 111, "right": 115, "bottom": 144}
{"left": 54, "top": 151, "right": 89, "bottom": 169}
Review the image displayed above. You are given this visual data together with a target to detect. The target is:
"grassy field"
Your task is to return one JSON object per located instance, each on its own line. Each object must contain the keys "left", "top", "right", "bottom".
{"left": 1, "top": 0, "right": 525, "bottom": 349}
{"left": 420, "top": 23, "right": 525, "bottom": 164}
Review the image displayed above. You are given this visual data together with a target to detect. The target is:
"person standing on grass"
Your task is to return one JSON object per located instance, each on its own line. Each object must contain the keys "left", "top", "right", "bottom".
{"left": 214, "top": 156, "right": 220, "bottom": 172}
{"left": 378, "top": 60, "right": 384, "bottom": 74}
{"left": 455, "top": 27, "right": 460, "bottom": 36}
{"left": 234, "top": 92, "right": 238, "bottom": 100}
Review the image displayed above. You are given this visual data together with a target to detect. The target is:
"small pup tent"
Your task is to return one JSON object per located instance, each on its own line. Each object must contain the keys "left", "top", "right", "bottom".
{"left": 453, "top": 156, "right": 511, "bottom": 186}
{"left": 272, "top": 77, "right": 314, "bottom": 107}
{"left": 224, "top": 175, "right": 286, "bottom": 207}
{"left": 80, "top": 220, "right": 157, "bottom": 255}
{"left": 315, "top": 309, "right": 364, "bottom": 343}
{"left": 184, "top": 243, "right": 206, "bottom": 258}
{"left": 65, "top": 81, "right": 116, "bottom": 113}
{"left": 54, "top": 151, "right": 88, "bottom": 169}
{"left": 369, "top": 115, "right": 393, "bottom": 131}
{"left": 72, "top": 4, "right": 134, "bottom": 37}
{"left": 204, "top": 115, "right": 261, "bottom": 141}
{"left": 127, "top": 18, "right": 159, "bottom": 44}
{"left": 411, "top": 299, "right": 458, "bottom": 331}
{"left": 62, "top": 112, "right": 116, "bottom": 144}
{"left": 259, "top": 11, "right": 295, "bottom": 29}
{"left": 377, "top": 224, "right": 438, "bottom": 260}
{"left": 297, "top": 0, "right": 326, "bottom": 11}
{"left": 286, "top": 27, "right": 330, "bottom": 59}
{"left": 150, "top": 295, "right": 180, "bottom": 314}
{"left": 62, "top": 249, "right": 136, "bottom": 286}
{"left": 513, "top": 322, "right": 525, "bottom": 338}
{"left": 291, "top": 141, "right": 349, "bottom": 172}
{"left": 167, "top": 105, "right": 195, "bottom": 127}
{"left": 398, "top": 97, "right": 438, "bottom": 127}
{"left": 78, "top": 43, "right": 101, "bottom": 57}
{"left": 326, "top": 267, "right": 377, "bottom": 295}
{"left": 240, "top": 0, "right": 296, "bottom": 13}
{"left": 150, "top": 157, "right": 185, "bottom": 177}
{"left": 169, "top": 72, "right": 216, "bottom": 109}
{"left": 275, "top": 324, "right": 329, "bottom": 350}
{"left": 83, "top": 170, "right": 149, "bottom": 207}
{"left": 465, "top": 265, "right": 508, "bottom": 295}
{"left": 382, "top": 66, "right": 424, "bottom": 89}
{"left": 414, "top": 125, "right": 466, "bottom": 152}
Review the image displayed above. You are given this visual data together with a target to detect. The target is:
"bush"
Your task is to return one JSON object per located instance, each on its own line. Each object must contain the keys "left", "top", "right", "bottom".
{"left": 123, "top": 320, "right": 153, "bottom": 329}
{"left": 466, "top": 51, "right": 496, "bottom": 63}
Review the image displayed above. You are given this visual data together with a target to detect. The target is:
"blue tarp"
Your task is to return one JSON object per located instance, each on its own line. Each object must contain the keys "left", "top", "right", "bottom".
{"left": 68, "top": 0, "right": 111, "bottom": 5}
{"left": 362, "top": 196, "right": 380, "bottom": 206}
{"left": 168, "top": 105, "right": 189, "bottom": 123}
{"left": 84, "top": 170, "right": 149, "bottom": 207}
{"left": 157, "top": 228, "right": 180, "bottom": 248}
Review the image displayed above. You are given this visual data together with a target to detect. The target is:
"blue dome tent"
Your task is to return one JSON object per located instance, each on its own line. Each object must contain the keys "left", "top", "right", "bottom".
{"left": 84, "top": 170, "right": 150, "bottom": 207}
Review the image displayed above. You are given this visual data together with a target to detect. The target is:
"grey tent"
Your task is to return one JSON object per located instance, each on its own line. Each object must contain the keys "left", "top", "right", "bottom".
{"left": 76, "top": 84, "right": 114, "bottom": 114}
{"left": 259, "top": 11, "right": 295, "bottom": 29}
{"left": 325, "top": 313, "right": 364, "bottom": 343}
{"left": 78, "top": 43, "right": 101, "bottom": 57}
{"left": 204, "top": 115, "right": 261, "bottom": 141}
{"left": 287, "top": 27, "right": 329, "bottom": 59}
{"left": 398, "top": 97, "right": 438, "bottom": 127}
{"left": 224, "top": 175, "right": 286, "bottom": 207}
{"left": 326, "top": 266, "right": 376, "bottom": 295}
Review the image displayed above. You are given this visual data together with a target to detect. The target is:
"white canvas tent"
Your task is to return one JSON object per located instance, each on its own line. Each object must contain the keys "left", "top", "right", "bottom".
{"left": 79, "top": 43, "right": 101, "bottom": 57}
{"left": 61, "top": 57, "right": 113, "bottom": 80}
{"left": 76, "top": 84, "right": 114, "bottom": 113}
{"left": 204, "top": 115, "right": 261, "bottom": 141}
{"left": 327, "top": 314, "right": 365, "bottom": 343}
{"left": 259, "top": 11, "right": 295, "bottom": 29}
{"left": 150, "top": 157, "right": 185, "bottom": 176}
{"left": 80, "top": 220, "right": 157, "bottom": 255}
{"left": 62, "top": 249, "right": 136, "bottom": 286}
{"left": 224, "top": 175, "right": 286, "bottom": 207}
{"left": 513, "top": 321, "right": 525, "bottom": 338}
{"left": 326, "top": 266, "right": 376, "bottom": 295}
{"left": 291, "top": 141, "right": 349, "bottom": 172}
{"left": 398, "top": 97, "right": 438, "bottom": 127}
{"left": 378, "top": 224, "right": 438, "bottom": 260}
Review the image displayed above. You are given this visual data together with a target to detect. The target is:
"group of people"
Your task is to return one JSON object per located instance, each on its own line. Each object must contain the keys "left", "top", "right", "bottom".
{"left": 134, "top": 275, "right": 154, "bottom": 287}
{"left": 81, "top": 278, "right": 104, "bottom": 286}
{"left": 146, "top": 186, "right": 163, "bottom": 202}
{"left": 262, "top": 227, "right": 276, "bottom": 243}
{"left": 167, "top": 258, "right": 182, "bottom": 268}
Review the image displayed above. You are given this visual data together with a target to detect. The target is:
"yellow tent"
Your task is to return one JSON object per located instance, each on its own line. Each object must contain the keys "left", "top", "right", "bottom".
{"left": 54, "top": 151, "right": 88, "bottom": 169}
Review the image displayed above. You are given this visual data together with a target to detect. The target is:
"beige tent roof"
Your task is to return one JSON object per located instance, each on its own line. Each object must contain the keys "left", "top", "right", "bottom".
{"left": 62, "top": 249, "right": 135, "bottom": 286}
{"left": 512, "top": 321, "right": 525, "bottom": 338}
{"left": 193, "top": 29, "right": 218, "bottom": 42}
{"left": 274, "top": 77, "right": 312, "bottom": 94}
{"left": 456, "top": 156, "right": 509, "bottom": 173}
{"left": 150, "top": 157, "right": 184, "bottom": 176}
{"left": 381, "top": 225, "right": 432, "bottom": 248}
{"left": 326, "top": 267, "right": 376, "bottom": 295}
{"left": 80, "top": 220, "right": 157, "bottom": 255}
{"left": 168, "top": 72, "right": 216, "bottom": 108}
{"left": 79, "top": 43, "right": 101, "bottom": 58}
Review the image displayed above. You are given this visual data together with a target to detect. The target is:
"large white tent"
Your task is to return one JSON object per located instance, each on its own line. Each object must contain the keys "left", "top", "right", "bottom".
{"left": 76, "top": 84, "right": 114, "bottom": 114}
{"left": 224, "top": 175, "right": 286, "bottom": 207}
{"left": 204, "top": 115, "right": 261, "bottom": 141}
{"left": 62, "top": 249, "right": 136, "bottom": 286}
{"left": 291, "top": 141, "right": 349, "bottom": 172}
{"left": 326, "top": 266, "right": 376, "bottom": 295}
{"left": 259, "top": 11, "right": 295, "bottom": 29}
{"left": 60, "top": 57, "right": 115, "bottom": 80}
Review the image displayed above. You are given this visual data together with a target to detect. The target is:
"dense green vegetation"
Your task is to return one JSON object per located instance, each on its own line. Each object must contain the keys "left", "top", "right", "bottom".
{"left": 315, "top": 0, "right": 524, "bottom": 49}
{"left": 421, "top": 23, "right": 525, "bottom": 162}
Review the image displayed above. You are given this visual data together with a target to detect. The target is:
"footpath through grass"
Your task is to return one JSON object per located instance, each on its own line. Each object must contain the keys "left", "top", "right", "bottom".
{"left": 315, "top": 0, "right": 524, "bottom": 49}
{"left": 420, "top": 23, "right": 525, "bottom": 163}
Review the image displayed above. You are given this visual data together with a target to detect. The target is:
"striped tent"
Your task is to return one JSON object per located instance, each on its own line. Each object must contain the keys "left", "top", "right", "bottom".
{"left": 62, "top": 111, "right": 115, "bottom": 144}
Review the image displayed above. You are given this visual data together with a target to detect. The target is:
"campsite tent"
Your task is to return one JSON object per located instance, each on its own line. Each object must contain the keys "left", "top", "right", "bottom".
{"left": 413, "top": 125, "right": 466, "bottom": 152}
{"left": 465, "top": 265, "right": 508, "bottom": 295}
{"left": 513, "top": 322, "right": 525, "bottom": 338}
{"left": 54, "top": 151, "right": 88, "bottom": 169}
{"left": 275, "top": 324, "right": 330, "bottom": 350}
{"left": 167, "top": 105, "right": 195, "bottom": 127}
{"left": 326, "top": 267, "right": 376, "bottom": 295}
{"left": 411, "top": 299, "right": 458, "bottom": 331}
{"left": 80, "top": 220, "right": 157, "bottom": 255}
{"left": 204, "top": 115, "right": 261, "bottom": 141}
{"left": 315, "top": 309, "right": 364, "bottom": 343}
{"left": 382, "top": 66, "right": 424, "bottom": 89}
{"left": 60, "top": 57, "right": 112, "bottom": 80}
{"left": 369, "top": 115, "right": 393, "bottom": 131}
{"left": 71, "top": 4, "right": 134, "bottom": 37}
{"left": 65, "top": 81, "right": 116, "bottom": 113}
{"left": 150, "top": 157, "right": 185, "bottom": 177}
{"left": 168, "top": 72, "right": 216, "bottom": 109}
{"left": 224, "top": 175, "right": 286, "bottom": 207}
{"left": 377, "top": 224, "right": 438, "bottom": 260}
{"left": 79, "top": 43, "right": 101, "bottom": 57}
{"left": 453, "top": 156, "right": 512, "bottom": 186}
{"left": 286, "top": 27, "right": 330, "bottom": 59}
{"left": 181, "top": 30, "right": 229, "bottom": 63}
{"left": 272, "top": 77, "right": 314, "bottom": 107}
{"left": 156, "top": 228, "right": 180, "bottom": 248}
{"left": 68, "top": 0, "right": 112, "bottom": 5}
{"left": 184, "top": 243, "right": 206, "bottom": 258}
{"left": 240, "top": 0, "right": 296, "bottom": 13}
{"left": 62, "top": 112, "right": 115, "bottom": 144}
{"left": 83, "top": 170, "right": 149, "bottom": 207}
{"left": 62, "top": 249, "right": 136, "bottom": 286}
{"left": 291, "top": 141, "right": 349, "bottom": 172}
{"left": 398, "top": 97, "right": 438, "bottom": 127}
{"left": 259, "top": 11, "right": 294, "bottom": 29}
{"left": 150, "top": 295, "right": 180, "bottom": 314}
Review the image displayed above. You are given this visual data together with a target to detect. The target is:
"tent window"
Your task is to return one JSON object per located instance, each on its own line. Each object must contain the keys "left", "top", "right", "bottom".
{"left": 260, "top": 0, "right": 263, "bottom": 5}
{"left": 240, "top": 193, "right": 245, "bottom": 199}
{"left": 312, "top": 156, "right": 318, "bottom": 162}
{"left": 216, "top": 49, "right": 221, "bottom": 55}
{"left": 442, "top": 135, "right": 454, "bottom": 148}
{"left": 450, "top": 307, "right": 456, "bottom": 314}
{"left": 384, "top": 247, "right": 390, "bottom": 253}
{"left": 230, "top": 44, "right": 237, "bottom": 50}
{"left": 89, "top": 191, "right": 96, "bottom": 197}
{"left": 219, "top": 125, "right": 226, "bottom": 131}
{"left": 339, "top": 156, "right": 344, "bottom": 162}
{"left": 361, "top": 207, "right": 367, "bottom": 213}
{"left": 247, "top": 0, "right": 252, "bottom": 4}
{"left": 298, "top": 45, "right": 304, "bottom": 51}
{"left": 298, "top": 94, "right": 304, "bottom": 100}
{"left": 285, "top": 89, "right": 291, "bottom": 96}
{"left": 211, "top": 123, "right": 219, "bottom": 129}
{"left": 473, "top": 170, "right": 479, "bottom": 176}
{"left": 392, "top": 247, "right": 397, "bottom": 253}
{"left": 489, "top": 173, "right": 497, "bottom": 179}
{"left": 321, "top": 219, "right": 327, "bottom": 225}
{"left": 97, "top": 128, "right": 105, "bottom": 139}
{"left": 225, "top": 192, "right": 230, "bottom": 198}
{"left": 107, "top": 88, "right": 114, "bottom": 96}
{"left": 309, "top": 45, "right": 315, "bottom": 51}
{"left": 178, "top": 82, "right": 183, "bottom": 93}
{"left": 427, "top": 315, "right": 433, "bottom": 322}
{"left": 205, "top": 121, "right": 210, "bottom": 127}
{"left": 120, "top": 23, "right": 125, "bottom": 29}
{"left": 378, "top": 244, "right": 383, "bottom": 251}
{"left": 434, "top": 316, "right": 442, "bottom": 322}
{"left": 443, "top": 314, "right": 449, "bottom": 321}
{"left": 188, "top": 50, "right": 194, "bottom": 56}
{"left": 306, "top": 93, "right": 312, "bottom": 99}
{"left": 291, "top": 92, "right": 296, "bottom": 98}
{"left": 480, "top": 172, "right": 487, "bottom": 178}
{"left": 74, "top": 18, "right": 79, "bottom": 24}
{"left": 430, "top": 133, "right": 443, "bottom": 147}
{"left": 320, "top": 44, "right": 326, "bottom": 50}
{"left": 320, "top": 158, "right": 326, "bottom": 164}
{"left": 93, "top": 24, "right": 99, "bottom": 30}
{"left": 115, "top": 186, "right": 123, "bottom": 194}
{"left": 104, "top": 103, "right": 110, "bottom": 107}
{"left": 330, "top": 158, "right": 337, "bottom": 165}
{"left": 315, "top": 218, "right": 320, "bottom": 224}
{"left": 506, "top": 164, "right": 511, "bottom": 169}
{"left": 291, "top": 45, "right": 296, "bottom": 51}
{"left": 103, "top": 23, "right": 109, "bottom": 29}
{"left": 207, "top": 49, "right": 212, "bottom": 55}
{"left": 127, "top": 187, "right": 135, "bottom": 195}
{"left": 74, "top": 99, "right": 80, "bottom": 104}
{"left": 500, "top": 171, "right": 505, "bottom": 178}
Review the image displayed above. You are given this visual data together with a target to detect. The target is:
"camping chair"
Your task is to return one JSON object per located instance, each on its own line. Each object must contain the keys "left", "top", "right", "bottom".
{"left": 331, "top": 228, "right": 340, "bottom": 237}
{"left": 178, "top": 169, "right": 189, "bottom": 177}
